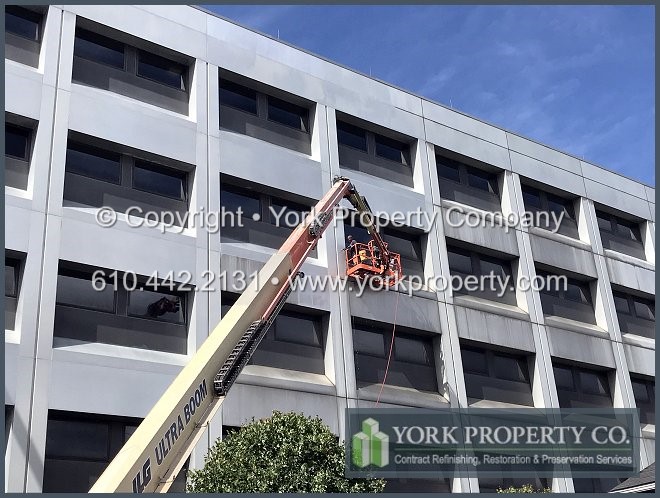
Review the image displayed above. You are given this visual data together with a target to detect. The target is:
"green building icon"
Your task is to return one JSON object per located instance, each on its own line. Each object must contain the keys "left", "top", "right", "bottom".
{"left": 352, "top": 418, "right": 389, "bottom": 468}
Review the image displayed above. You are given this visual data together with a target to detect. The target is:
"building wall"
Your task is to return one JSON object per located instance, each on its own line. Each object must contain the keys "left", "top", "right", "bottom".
{"left": 4, "top": 5, "right": 655, "bottom": 493}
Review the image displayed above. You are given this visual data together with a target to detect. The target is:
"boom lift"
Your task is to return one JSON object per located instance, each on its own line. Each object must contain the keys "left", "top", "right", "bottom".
{"left": 89, "top": 176, "right": 403, "bottom": 493}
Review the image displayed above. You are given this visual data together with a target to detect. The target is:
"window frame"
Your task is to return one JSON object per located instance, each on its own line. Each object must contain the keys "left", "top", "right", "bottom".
{"left": 436, "top": 154, "right": 501, "bottom": 199}
{"left": 65, "top": 141, "right": 122, "bottom": 185}
{"left": 5, "top": 122, "right": 32, "bottom": 161}
{"left": 336, "top": 118, "right": 411, "bottom": 167}
{"left": 536, "top": 269, "right": 596, "bottom": 323}
{"left": 136, "top": 49, "right": 187, "bottom": 92}
{"left": 5, "top": 5, "right": 43, "bottom": 42}
{"left": 553, "top": 363, "right": 612, "bottom": 406}
{"left": 218, "top": 78, "right": 258, "bottom": 115}
{"left": 132, "top": 158, "right": 187, "bottom": 202}
{"left": 266, "top": 95, "right": 310, "bottom": 133}
{"left": 462, "top": 345, "right": 531, "bottom": 383}
{"left": 595, "top": 209, "right": 645, "bottom": 258}
{"left": 73, "top": 27, "right": 126, "bottom": 70}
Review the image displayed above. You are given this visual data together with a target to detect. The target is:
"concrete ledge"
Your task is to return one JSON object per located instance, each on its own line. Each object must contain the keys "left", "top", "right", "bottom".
{"left": 237, "top": 365, "right": 336, "bottom": 396}
{"left": 546, "top": 323, "right": 615, "bottom": 368}
{"left": 623, "top": 343, "right": 655, "bottom": 377}
{"left": 530, "top": 233, "right": 597, "bottom": 278}
{"left": 357, "top": 384, "right": 449, "bottom": 409}
{"left": 605, "top": 255, "right": 655, "bottom": 295}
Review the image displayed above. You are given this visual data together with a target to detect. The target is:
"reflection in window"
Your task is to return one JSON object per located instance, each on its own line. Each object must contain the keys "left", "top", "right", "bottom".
{"left": 128, "top": 288, "right": 184, "bottom": 324}
{"left": 66, "top": 142, "right": 121, "bottom": 184}
{"left": 220, "top": 184, "right": 261, "bottom": 219}
{"left": 5, "top": 124, "right": 31, "bottom": 160}
{"left": 267, "top": 96, "right": 309, "bottom": 132}
{"left": 56, "top": 272, "right": 116, "bottom": 313}
{"left": 219, "top": 79, "right": 258, "bottom": 115}
{"left": 74, "top": 28, "right": 125, "bottom": 69}
{"left": 5, "top": 6, "right": 41, "bottom": 40}
{"left": 336, "top": 121, "right": 367, "bottom": 152}
{"left": 137, "top": 50, "right": 186, "bottom": 90}
{"left": 133, "top": 160, "right": 186, "bottom": 200}
{"left": 375, "top": 134, "right": 409, "bottom": 165}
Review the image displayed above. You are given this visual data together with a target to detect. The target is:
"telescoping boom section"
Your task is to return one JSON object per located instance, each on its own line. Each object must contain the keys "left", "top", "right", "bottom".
{"left": 89, "top": 177, "right": 403, "bottom": 493}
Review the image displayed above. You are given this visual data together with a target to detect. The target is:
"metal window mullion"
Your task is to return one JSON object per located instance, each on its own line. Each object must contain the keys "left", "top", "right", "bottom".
{"left": 125, "top": 45, "right": 138, "bottom": 75}
{"left": 120, "top": 154, "right": 132, "bottom": 188}
{"left": 116, "top": 274, "right": 129, "bottom": 316}
{"left": 257, "top": 93, "right": 268, "bottom": 120}
{"left": 366, "top": 130, "right": 376, "bottom": 158}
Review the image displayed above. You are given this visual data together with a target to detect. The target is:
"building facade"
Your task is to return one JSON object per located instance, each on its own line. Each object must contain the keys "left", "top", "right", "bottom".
{"left": 4, "top": 5, "right": 655, "bottom": 493}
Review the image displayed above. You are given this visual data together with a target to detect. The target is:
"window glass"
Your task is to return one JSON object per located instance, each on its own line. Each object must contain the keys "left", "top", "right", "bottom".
{"left": 353, "top": 327, "right": 385, "bottom": 357}
{"left": 374, "top": 134, "right": 408, "bottom": 165}
{"left": 383, "top": 231, "right": 422, "bottom": 261}
{"left": 5, "top": 6, "right": 40, "bottom": 40}
{"left": 336, "top": 121, "right": 367, "bottom": 152}
{"left": 66, "top": 142, "right": 121, "bottom": 184}
{"left": 447, "top": 248, "right": 472, "bottom": 274}
{"left": 480, "top": 257, "right": 508, "bottom": 279}
{"left": 616, "top": 219, "right": 641, "bottom": 242}
{"left": 128, "top": 288, "right": 184, "bottom": 324}
{"left": 45, "top": 419, "right": 109, "bottom": 460}
{"left": 612, "top": 293, "right": 630, "bottom": 314}
{"left": 267, "top": 96, "right": 309, "bottom": 132}
{"left": 133, "top": 160, "right": 186, "bottom": 200}
{"left": 395, "top": 335, "right": 432, "bottom": 365}
{"left": 6, "top": 124, "right": 30, "bottom": 160}
{"left": 462, "top": 347, "right": 488, "bottom": 374}
{"left": 579, "top": 371, "right": 609, "bottom": 396}
{"left": 219, "top": 79, "right": 258, "bottom": 115}
{"left": 436, "top": 159, "right": 460, "bottom": 183}
{"left": 633, "top": 299, "right": 655, "bottom": 321}
{"left": 274, "top": 312, "right": 321, "bottom": 347}
{"left": 467, "top": 168, "right": 497, "bottom": 194}
{"left": 137, "top": 51, "right": 186, "bottom": 90}
{"left": 553, "top": 366, "right": 575, "bottom": 390}
{"left": 123, "top": 424, "right": 139, "bottom": 443}
{"left": 522, "top": 185, "right": 542, "bottom": 210}
{"left": 631, "top": 379, "right": 650, "bottom": 403}
{"left": 269, "top": 198, "right": 309, "bottom": 228}
{"left": 564, "top": 281, "right": 590, "bottom": 305}
{"left": 5, "top": 259, "right": 17, "bottom": 297}
{"left": 493, "top": 354, "right": 529, "bottom": 382}
{"left": 547, "top": 193, "right": 574, "bottom": 220}
{"left": 221, "top": 185, "right": 261, "bottom": 219}
{"left": 74, "top": 29, "right": 125, "bottom": 69}
{"left": 56, "top": 273, "right": 115, "bottom": 312}
{"left": 596, "top": 211, "right": 612, "bottom": 232}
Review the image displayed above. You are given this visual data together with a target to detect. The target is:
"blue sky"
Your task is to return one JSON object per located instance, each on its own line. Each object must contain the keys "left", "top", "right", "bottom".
{"left": 204, "top": 5, "right": 655, "bottom": 186}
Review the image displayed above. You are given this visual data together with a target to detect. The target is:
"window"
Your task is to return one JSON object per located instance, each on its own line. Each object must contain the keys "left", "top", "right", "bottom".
{"left": 595, "top": 209, "right": 645, "bottom": 260}
{"left": 436, "top": 153, "right": 501, "bottom": 212}
{"left": 344, "top": 219, "right": 425, "bottom": 278}
{"left": 446, "top": 245, "right": 516, "bottom": 305}
{"left": 5, "top": 6, "right": 44, "bottom": 67}
{"left": 53, "top": 262, "right": 190, "bottom": 354}
{"left": 220, "top": 178, "right": 315, "bottom": 253}
{"left": 536, "top": 269, "right": 596, "bottom": 324}
{"left": 72, "top": 23, "right": 190, "bottom": 114}
{"left": 137, "top": 50, "right": 186, "bottom": 90}
{"left": 553, "top": 363, "right": 611, "bottom": 408}
{"left": 5, "top": 256, "right": 21, "bottom": 330}
{"left": 336, "top": 116, "right": 413, "bottom": 187}
{"left": 462, "top": 344, "right": 533, "bottom": 406}
{"left": 63, "top": 134, "right": 191, "bottom": 226}
{"left": 612, "top": 290, "right": 655, "bottom": 338}
{"left": 5, "top": 118, "right": 34, "bottom": 190}
{"left": 630, "top": 376, "right": 654, "bottom": 425}
{"left": 43, "top": 410, "right": 142, "bottom": 492}
{"left": 521, "top": 183, "right": 578, "bottom": 238}
{"left": 221, "top": 295, "right": 325, "bottom": 374}
{"left": 219, "top": 73, "right": 312, "bottom": 154}
{"left": 353, "top": 321, "right": 437, "bottom": 393}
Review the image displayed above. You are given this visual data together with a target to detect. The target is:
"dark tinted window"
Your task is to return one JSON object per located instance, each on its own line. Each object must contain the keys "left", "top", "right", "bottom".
{"left": 274, "top": 312, "right": 321, "bottom": 347}
{"left": 616, "top": 218, "right": 641, "bottom": 242}
{"left": 631, "top": 379, "right": 649, "bottom": 402}
{"left": 634, "top": 300, "right": 655, "bottom": 321}
{"left": 6, "top": 124, "right": 30, "bottom": 160}
{"left": 5, "top": 259, "right": 18, "bottom": 297}
{"left": 631, "top": 377, "right": 654, "bottom": 425}
{"left": 480, "top": 256, "right": 508, "bottom": 279}
{"left": 395, "top": 335, "right": 433, "bottom": 364}
{"left": 579, "top": 371, "right": 609, "bottom": 396}
{"left": 436, "top": 158, "right": 461, "bottom": 183}
{"left": 74, "top": 28, "right": 125, "bottom": 69}
{"left": 56, "top": 272, "right": 115, "bottom": 312}
{"left": 45, "top": 419, "right": 109, "bottom": 460}
{"left": 220, "top": 184, "right": 261, "bottom": 219}
{"left": 219, "top": 79, "right": 257, "bottom": 114}
{"left": 353, "top": 328, "right": 385, "bottom": 356}
{"left": 596, "top": 212, "right": 612, "bottom": 231}
{"left": 612, "top": 293, "right": 630, "bottom": 314}
{"left": 553, "top": 365, "right": 575, "bottom": 390}
{"left": 564, "top": 281, "right": 591, "bottom": 305}
{"left": 5, "top": 6, "right": 40, "bottom": 40}
{"left": 522, "top": 185, "right": 542, "bottom": 209}
{"left": 467, "top": 168, "right": 497, "bottom": 193}
{"left": 554, "top": 363, "right": 612, "bottom": 409}
{"left": 375, "top": 134, "right": 408, "bottom": 165}
{"left": 137, "top": 50, "right": 186, "bottom": 90}
{"left": 270, "top": 198, "right": 309, "bottom": 227}
{"left": 462, "top": 347, "right": 487, "bottom": 374}
{"left": 133, "top": 160, "right": 186, "bottom": 200}
{"left": 547, "top": 193, "right": 574, "bottom": 220}
{"left": 128, "top": 288, "right": 185, "bottom": 324}
{"left": 336, "top": 121, "right": 367, "bottom": 151}
{"left": 267, "top": 96, "right": 309, "bottom": 132}
{"left": 66, "top": 142, "right": 121, "bottom": 184}
{"left": 493, "top": 353, "right": 529, "bottom": 382}
{"left": 447, "top": 247, "right": 472, "bottom": 274}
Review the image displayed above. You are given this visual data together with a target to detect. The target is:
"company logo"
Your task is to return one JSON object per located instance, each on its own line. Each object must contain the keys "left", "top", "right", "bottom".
{"left": 352, "top": 418, "right": 389, "bottom": 468}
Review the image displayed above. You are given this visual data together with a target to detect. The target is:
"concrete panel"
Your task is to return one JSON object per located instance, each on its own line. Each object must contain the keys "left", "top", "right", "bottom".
{"left": 580, "top": 161, "right": 647, "bottom": 201}
{"left": 623, "top": 343, "right": 655, "bottom": 377}
{"left": 348, "top": 290, "right": 442, "bottom": 333}
{"left": 546, "top": 326, "right": 615, "bottom": 368}
{"left": 222, "top": 383, "right": 340, "bottom": 434}
{"left": 5, "top": 64, "right": 43, "bottom": 119}
{"left": 49, "top": 352, "right": 183, "bottom": 417}
{"left": 216, "top": 131, "right": 324, "bottom": 200}
{"left": 5, "top": 204, "right": 33, "bottom": 252}
{"left": 605, "top": 257, "right": 655, "bottom": 295}
{"left": 357, "top": 384, "right": 448, "bottom": 409}
{"left": 422, "top": 100, "right": 508, "bottom": 148}
{"left": 584, "top": 178, "right": 652, "bottom": 221}
{"left": 441, "top": 205, "right": 519, "bottom": 256}
{"left": 138, "top": 5, "right": 209, "bottom": 33}
{"left": 509, "top": 151, "right": 586, "bottom": 197}
{"left": 506, "top": 133, "right": 581, "bottom": 175}
{"left": 530, "top": 232, "right": 597, "bottom": 277}
{"left": 4, "top": 343, "right": 19, "bottom": 405}
{"left": 424, "top": 120, "right": 511, "bottom": 170}
{"left": 645, "top": 186, "right": 655, "bottom": 205}
{"left": 68, "top": 85, "right": 197, "bottom": 164}
{"left": 453, "top": 304, "right": 535, "bottom": 353}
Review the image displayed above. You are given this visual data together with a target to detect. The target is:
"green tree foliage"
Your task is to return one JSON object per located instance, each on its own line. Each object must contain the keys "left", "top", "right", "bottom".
{"left": 187, "top": 411, "right": 385, "bottom": 493}
{"left": 496, "top": 483, "right": 552, "bottom": 493}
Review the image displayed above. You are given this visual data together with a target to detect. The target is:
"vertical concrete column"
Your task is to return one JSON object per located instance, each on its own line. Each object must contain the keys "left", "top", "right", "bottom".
{"left": 504, "top": 169, "right": 573, "bottom": 493}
